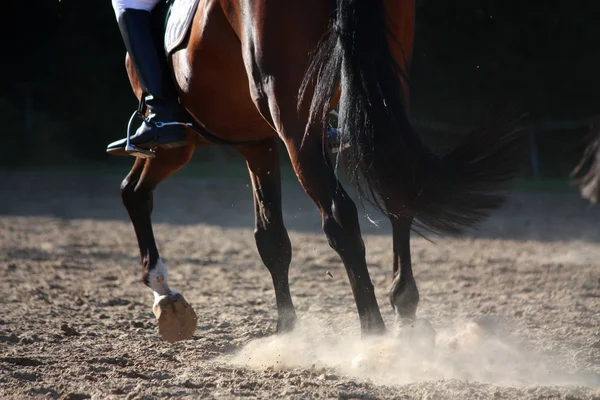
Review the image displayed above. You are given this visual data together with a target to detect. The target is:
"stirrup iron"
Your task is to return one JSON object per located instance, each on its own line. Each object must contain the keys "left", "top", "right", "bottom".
{"left": 125, "top": 110, "right": 155, "bottom": 159}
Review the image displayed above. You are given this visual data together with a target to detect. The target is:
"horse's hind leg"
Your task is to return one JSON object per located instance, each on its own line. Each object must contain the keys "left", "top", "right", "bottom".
{"left": 237, "top": 138, "right": 297, "bottom": 333}
{"left": 121, "top": 143, "right": 198, "bottom": 343}
{"left": 387, "top": 215, "right": 436, "bottom": 346}
{"left": 387, "top": 216, "right": 419, "bottom": 321}
{"left": 289, "top": 129, "right": 385, "bottom": 335}
{"left": 250, "top": 118, "right": 385, "bottom": 336}
{"left": 239, "top": 1, "right": 384, "bottom": 336}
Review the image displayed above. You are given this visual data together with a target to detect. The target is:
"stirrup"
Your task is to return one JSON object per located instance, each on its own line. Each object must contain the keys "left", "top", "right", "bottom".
{"left": 125, "top": 110, "right": 156, "bottom": 159}
{"left": 328, "top": 127, "right": 350, "bottom": 154}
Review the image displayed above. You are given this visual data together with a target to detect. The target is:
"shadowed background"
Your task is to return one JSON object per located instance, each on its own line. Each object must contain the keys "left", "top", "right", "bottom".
{"left": 2, "top": 0, "right": 599, "bottom": 181}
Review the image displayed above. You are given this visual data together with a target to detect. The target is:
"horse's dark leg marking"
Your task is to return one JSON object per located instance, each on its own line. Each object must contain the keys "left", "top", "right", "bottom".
{"left": 238, "top": 138, "right": 297, "bottom": 333}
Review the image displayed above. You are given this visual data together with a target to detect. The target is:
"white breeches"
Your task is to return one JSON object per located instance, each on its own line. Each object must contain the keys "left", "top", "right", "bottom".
{"left": 111, "top": 0, "right": 162, "bottom": 19}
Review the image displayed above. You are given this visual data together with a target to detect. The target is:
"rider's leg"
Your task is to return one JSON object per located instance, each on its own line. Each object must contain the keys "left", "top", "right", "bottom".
{"left": 108, "top": 0, "right": 188, "bottom": 154}
{"left": 326, "top": 109, "right": 349, "bottom": 153}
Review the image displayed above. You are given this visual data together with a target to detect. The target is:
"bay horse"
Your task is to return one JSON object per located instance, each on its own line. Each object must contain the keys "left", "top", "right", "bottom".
{"left": 115, "top": 0, "right": 522, "bottom": 343}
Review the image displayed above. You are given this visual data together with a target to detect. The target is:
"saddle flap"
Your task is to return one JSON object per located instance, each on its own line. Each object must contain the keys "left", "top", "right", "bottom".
{"left": 164, "top": 0, "right": 200, "bottom": 55}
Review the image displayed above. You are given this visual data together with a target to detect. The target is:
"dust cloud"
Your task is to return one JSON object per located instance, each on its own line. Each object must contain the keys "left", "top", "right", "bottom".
{"left": 227, "top": 315, "right": 600, "bottom": 388}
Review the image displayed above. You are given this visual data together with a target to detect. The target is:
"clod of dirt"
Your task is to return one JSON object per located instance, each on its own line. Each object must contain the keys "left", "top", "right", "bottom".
{"left": 60, "top": 323, "right": 80, "bottom": 337}
{"left": 12, "top": 372, "right": 38, "bottom": 382}
{"left": 62, "top": 393, "right": 91, "bottom": 400}
{"left": 120, "top": 370, "right": 150, "bottom": 380}
{"left": 86, "top": 357, "right": 129, "bottom": 367}
{"left": 131, "top": 321, "right": 145, "bottom": 328}
{"left": 20, "top": 334, "right": 42, "bottom": 344}
{"left": 105, "top": 298, "right": 131, "bottom": 307}
{"left": 0, "top": 333, "right": 20, "bottom": 343}
{"left": 183, "top": 380, "right": 205, "bottom": 389}
{"left": 0, "top": 357, "right": 44, "bottom": 366}
{"left": 319, "top": 373, "right": 339, "bottom": 381}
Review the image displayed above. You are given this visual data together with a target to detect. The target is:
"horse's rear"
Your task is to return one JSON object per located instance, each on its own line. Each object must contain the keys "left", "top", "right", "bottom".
{"left": 117, "top": 0, "right": 521, "bottom": 343}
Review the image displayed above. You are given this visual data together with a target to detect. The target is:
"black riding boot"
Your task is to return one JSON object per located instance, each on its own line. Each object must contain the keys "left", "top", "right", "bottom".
{"left": 107, "top": 9, "right": 188, "bottom": 155}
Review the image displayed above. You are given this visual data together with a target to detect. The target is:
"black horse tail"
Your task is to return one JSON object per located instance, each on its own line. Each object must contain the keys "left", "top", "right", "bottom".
{"left": 571, "top": 127, "right": 600, "bottom": 204}
{"left": 299, "top": 0, "right": 523, "bottom": 234}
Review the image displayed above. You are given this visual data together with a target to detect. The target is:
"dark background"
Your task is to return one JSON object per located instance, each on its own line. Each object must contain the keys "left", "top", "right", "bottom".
{"left": 2, "top": 0, "right": 599, "bottom": 180}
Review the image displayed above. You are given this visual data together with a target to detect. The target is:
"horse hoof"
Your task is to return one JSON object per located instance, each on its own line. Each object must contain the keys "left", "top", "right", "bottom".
{"left": 153, "top": 292, "right": 198, "bottom": 343}
{"left": 395, "top": 318, "right": 436, "bottom": 351}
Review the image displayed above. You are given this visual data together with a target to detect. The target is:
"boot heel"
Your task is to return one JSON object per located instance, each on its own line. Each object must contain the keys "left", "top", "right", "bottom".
{"left": 126, "top": 143, "right": 156, "bottom": 158}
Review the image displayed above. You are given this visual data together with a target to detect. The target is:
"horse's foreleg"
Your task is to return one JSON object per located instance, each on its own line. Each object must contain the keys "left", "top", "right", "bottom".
{"left": 121, "top": 144, "right": 197, "bottom": 343}
{"left": 238, "top": 138, "right": 297, "bottom": 333}
{"left": 387, "top": 216, "right": 419, "bottom": 322}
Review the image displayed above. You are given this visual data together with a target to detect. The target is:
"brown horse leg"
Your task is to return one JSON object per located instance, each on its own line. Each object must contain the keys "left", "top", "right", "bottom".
{"left": 249, "top": 98, "right": 386, "bottom": 335}
{"left": 388, "top": 216, "right": 419, "bottom": 322}
{"left": 388, "top": 216, "right": 435, "bottom": 345}
{"left": 291, "top": 134, "right": 385, "bottom": 335}
{"left": 236, "top": 0, "right": 383, "bottom": 336}
{"left": 120, "top": 143, "right": 198, "bottom": 343}
{"left": 237, "top": 138, "right": 297, "bottom": 333}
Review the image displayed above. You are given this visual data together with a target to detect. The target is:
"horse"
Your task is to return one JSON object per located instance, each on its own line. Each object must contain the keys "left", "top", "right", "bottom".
{"left": 113, "top": 0, "right": 522, "bottom": 343}
{"left": 572, "top": 127, "right": 600, "bottom": 204}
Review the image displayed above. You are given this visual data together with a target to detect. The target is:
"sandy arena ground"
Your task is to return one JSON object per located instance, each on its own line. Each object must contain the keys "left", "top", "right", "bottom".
{"left": 0, "top": 169, "right": 599, "bottom": 399}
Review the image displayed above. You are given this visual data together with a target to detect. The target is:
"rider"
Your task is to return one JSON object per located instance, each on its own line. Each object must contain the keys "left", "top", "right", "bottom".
{"left": 108, "top": 0, "right": 343, "bottom": 155}
{"left": 107, "top": 0, "right": 188, "bottom": 155}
